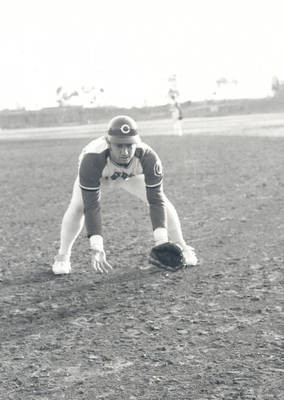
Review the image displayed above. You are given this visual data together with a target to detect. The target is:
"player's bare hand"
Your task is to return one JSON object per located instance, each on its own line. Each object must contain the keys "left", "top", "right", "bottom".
{"left": 91, "top": 249, "right": 113, "bottom": 274}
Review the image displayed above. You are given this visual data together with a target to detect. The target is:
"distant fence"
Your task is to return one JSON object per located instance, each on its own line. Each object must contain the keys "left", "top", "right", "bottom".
{"left": 0, "top": 105, "right": 168, "bottom": 129}
{"left": 0, "top": 107, "right": 119, "bottom": 129}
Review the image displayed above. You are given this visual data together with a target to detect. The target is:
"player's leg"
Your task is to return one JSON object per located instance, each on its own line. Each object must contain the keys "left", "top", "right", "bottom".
{"left": 121, "top": 176, "right": 197, "bottom": 265}
{"left": 52, "top": 176, "right": 85, "bottom": 274}
{"left": 58, "top": 176, "right": 85, "bottom": 255}
{"left": 178, "top": 120, "right": 183, "bottom": 136}
{"left": 174, "top": 119, "right": 183, "bottom": 136}
{"left": 121, "top": 175, "right": 185, "bottom": 242}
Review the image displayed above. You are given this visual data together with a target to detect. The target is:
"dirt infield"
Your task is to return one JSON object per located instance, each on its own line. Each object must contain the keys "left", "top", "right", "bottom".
{"left": 0, "top": 123, "right": 283, "bottom": 399}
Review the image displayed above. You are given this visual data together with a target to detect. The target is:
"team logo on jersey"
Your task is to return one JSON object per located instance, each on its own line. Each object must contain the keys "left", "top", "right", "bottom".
{"left": 111, "top": 171, "right": 134, "bottom": 180}
{"left": 154, "top": 160, "right": 163, "bottom": 176}
{"left": 120, "top": 124, "right": 131, "bottom": 134}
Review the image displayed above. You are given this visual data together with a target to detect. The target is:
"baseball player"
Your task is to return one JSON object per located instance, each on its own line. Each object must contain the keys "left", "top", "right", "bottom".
{"left": 52, "top": 115, "right": 197, "bottom": 274}
{"left": 170, "top": 100, "right": 183, "bottom": 136}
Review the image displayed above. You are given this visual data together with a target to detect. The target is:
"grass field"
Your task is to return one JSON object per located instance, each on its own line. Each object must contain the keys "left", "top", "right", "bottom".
{"left": 0, "top": 114, "right": 283, "bottom": 399}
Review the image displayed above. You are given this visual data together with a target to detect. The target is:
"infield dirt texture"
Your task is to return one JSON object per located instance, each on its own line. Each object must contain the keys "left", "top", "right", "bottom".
{"left": 0, "top": 114, "right": 283, "bottom": 399}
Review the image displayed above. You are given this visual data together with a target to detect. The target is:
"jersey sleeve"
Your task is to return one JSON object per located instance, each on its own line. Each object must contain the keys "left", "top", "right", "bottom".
{"left": 81, "top": 189, "right": 102, "bottom": 237}
{"left": 140, "top": 147, "right": 163, "bottom": 188}
{"left": 79, "top": 153, "right": 105, "bottom": 190}
{"left": 146, "top": 184, "right": 167, "bottom": 230}
{"left": 79, "top": 152, "right": 106, "bottom": 237}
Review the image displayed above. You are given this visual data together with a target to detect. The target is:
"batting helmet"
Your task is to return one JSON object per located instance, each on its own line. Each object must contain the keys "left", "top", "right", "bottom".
{"left": 107, "top": 115, "right": 140, "bottom": 144}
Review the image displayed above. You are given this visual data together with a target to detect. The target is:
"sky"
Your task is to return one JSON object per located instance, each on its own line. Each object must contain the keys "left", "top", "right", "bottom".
{"left": 0, "top": 0, "right": 284, "bottom": 109}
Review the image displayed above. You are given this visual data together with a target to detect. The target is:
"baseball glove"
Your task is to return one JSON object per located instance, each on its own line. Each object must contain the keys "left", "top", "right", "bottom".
{"left": 149, "top": 242, "right": 186, "bottom": 272}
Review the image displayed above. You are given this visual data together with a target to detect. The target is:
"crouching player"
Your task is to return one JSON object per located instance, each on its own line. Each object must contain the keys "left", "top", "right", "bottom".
{"left": 52, "top": 115, "right": 197, "bottom": 274}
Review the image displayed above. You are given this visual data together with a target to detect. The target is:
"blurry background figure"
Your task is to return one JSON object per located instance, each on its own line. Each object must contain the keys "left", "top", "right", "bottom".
{"left": 169, "top": 100, "right": 183, "bottom": 136}
{"left": 168, "top": 74, "right": 183, "bottom": 136}
{"left": 271, "top": 75, "right": 284, "bottom": 97}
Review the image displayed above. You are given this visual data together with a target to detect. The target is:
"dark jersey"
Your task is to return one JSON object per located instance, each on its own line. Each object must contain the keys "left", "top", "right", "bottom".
{"left": 79, "top": 136, "right": 163, "bottom": 188}
{"left": 78, "top": 137, "right": 166, "bottom": 237}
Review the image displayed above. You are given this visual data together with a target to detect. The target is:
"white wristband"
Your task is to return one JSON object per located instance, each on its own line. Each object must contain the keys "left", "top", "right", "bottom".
{"left": 90, "top": 235, "right": 104, "bottom": 251}
{"left": 153, "top": 227, "right": 168, "bottom": 245}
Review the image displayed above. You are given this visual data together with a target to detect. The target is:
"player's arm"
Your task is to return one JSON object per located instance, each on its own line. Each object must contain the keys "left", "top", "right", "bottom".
{"left": 79, "top": 153, "right": 112, "bottom": 273}
{"left": 146, "top": 184, "right": 168, "bottom": 244}
{"left": 141, "top": 148, "right": 169, "bottom": 245}
{"left": 79, "top": 153, "right": 102, "bottom": 236}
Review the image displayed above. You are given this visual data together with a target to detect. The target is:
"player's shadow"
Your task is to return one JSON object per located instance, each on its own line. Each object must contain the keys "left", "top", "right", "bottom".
{"left": 0, "top": 262, "right": 169, "bottom": 342}
{"left": 1, "top": 261, "right": 160, "bottom": 288}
